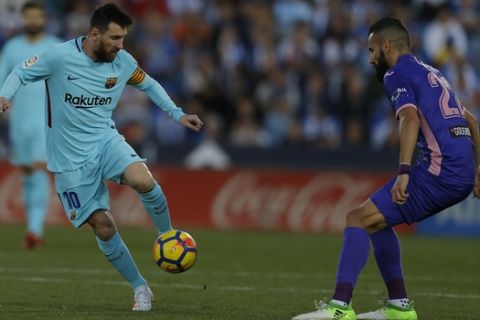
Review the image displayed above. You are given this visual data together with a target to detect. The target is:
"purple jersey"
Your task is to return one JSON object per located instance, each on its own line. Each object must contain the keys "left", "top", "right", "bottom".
{"left": 384, "top": 54, "right": 475, "bottom": 183}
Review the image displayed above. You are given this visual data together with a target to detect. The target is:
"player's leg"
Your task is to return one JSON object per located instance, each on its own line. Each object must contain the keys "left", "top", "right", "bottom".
{"left": 87, "top": 209, "right": 153, "bottom": 311}
{"left": 292, "top": 200, "right": 386, "bottom": 320}
{"left": 102, "top": 135, "right": 172, "bottom": 234}
{"left": 13, "top": 126, "right": 50, "bottom": 249}
{"left": 55, "top": 162, "right": 152, "bottom": 311}
{"left": 355, "top": 175, "right": 428, "bottom": 320}
{"left": 332, "top": 200, "right": 387, "bottom": 304}
{"left": 21, "top": 162, "right": 50, "bottom": 249}
{"left": 122, "top": 162, "right": 172, "bottom": 233}
{"left": 371, "top": 228, "right": 409, "bottom": 305}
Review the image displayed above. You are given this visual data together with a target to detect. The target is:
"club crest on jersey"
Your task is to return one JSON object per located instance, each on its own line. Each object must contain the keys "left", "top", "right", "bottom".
{"left": 22, "top": 55, "right": 39, "bottom": 68}
{"left": 105, "top": 77, "right": 118, "bottom": 89}
{"left": 70, "top": 210, "right": 77, "bottom": 221}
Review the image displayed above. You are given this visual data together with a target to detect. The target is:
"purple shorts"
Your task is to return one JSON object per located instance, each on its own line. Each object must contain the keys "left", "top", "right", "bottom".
{"left": 370, "top": 164, "right": 473, "bottom": 226}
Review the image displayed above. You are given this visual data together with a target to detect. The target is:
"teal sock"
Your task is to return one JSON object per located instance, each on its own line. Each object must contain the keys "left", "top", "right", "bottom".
{"left": 140, "top": 183, "right": 172, "bottom": 233}
{"left": 27, "top": 170, "right": 50, "bottom": 236}
{"left": 22, "top": 174, "right": 33, "bottom": 221}
{"left": 96, "top": 232, "right": 146, "bottom": 289}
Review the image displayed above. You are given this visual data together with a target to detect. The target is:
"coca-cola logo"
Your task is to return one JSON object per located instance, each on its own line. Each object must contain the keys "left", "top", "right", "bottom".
{"left": 212, "top": 172, "right": 380, "bottom": 232}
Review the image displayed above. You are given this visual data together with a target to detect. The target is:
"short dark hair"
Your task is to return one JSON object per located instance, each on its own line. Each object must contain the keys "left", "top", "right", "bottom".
{"left": 90, "top": 3, "right": 133, "bottom": 32}
{"left": 368, "top": 17, "right": 410, "bottom": 48}
{"left": 21, "top": 0, "right": 45, "bottom": 14}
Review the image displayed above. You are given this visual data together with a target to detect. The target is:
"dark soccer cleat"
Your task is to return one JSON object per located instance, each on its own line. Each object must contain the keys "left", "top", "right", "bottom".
{"left": 22, "top": 232, "right": 44, "bottom": 250}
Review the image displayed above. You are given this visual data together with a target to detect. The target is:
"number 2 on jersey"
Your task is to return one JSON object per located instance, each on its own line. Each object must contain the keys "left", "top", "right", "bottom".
{"left": 427, "top": 72, "right": 464, "bottom": 119}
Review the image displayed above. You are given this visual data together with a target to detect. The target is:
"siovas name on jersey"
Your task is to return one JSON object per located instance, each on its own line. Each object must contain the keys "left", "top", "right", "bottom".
{"left": 64, "top": 93, "right": 112, "bottom": 108}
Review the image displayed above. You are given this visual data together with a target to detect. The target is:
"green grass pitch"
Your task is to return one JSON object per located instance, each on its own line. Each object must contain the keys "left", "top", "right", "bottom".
{"left": 0, "top": 225, "right": 478, "bottom": 320}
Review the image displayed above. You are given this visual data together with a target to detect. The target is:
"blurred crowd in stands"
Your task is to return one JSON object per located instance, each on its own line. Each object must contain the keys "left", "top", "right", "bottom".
{"left": 1, "top": 0, "right": 480, "bottom": 166}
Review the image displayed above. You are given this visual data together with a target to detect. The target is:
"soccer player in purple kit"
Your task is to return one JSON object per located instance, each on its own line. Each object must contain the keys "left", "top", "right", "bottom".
{"left": 292, "top": 17, "right": 480, "bottom": 320}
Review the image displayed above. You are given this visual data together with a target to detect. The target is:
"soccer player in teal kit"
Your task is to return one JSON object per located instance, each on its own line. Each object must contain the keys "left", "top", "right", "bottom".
{"left": 0, "top": 1, "right": 60, "bottom": 249}
{"left": 0, "top": 3, "right": 203, "bottom": 312}
{"left": 291, "top": 17, "right": 480, "bottom": 320}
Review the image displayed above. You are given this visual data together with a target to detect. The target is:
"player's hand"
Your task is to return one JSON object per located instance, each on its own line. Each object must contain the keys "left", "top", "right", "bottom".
{"left": 473, "top": 168, "right": 480, "bottom": 198}
{"left": 391, "top": 174, "right": 409, "bottom": 204}
{"left": 180, "top": 114, "right": 204, "bottom": 132}
{"left": 0, "top": 97, "right": 11, "bottom": 112}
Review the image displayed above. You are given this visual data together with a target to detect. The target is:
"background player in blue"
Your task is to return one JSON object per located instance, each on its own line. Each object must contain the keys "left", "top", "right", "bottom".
{"left": 291, "top": 17, "right": 480, "bottom": 320}
{"left": 0, "top": 1, "right": 60, "bottom": 249}
{"left": 0, "top": 3, "right": 203, "bottom": 312}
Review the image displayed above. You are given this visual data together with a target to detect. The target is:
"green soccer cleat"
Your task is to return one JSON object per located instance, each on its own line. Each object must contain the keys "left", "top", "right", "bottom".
{"left": 357, "top": 301, "right": 417, "bottom": 320}
{"left": 292, "top": 299, "right": 357, "bottom": 320}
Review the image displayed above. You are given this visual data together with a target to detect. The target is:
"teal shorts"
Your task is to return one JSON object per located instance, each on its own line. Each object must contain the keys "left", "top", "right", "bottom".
{"left": 10, "top": 126, "right": 47, "bottom": 166}
{"left": 54, "top": 134, "right": 144, "bottom": 228}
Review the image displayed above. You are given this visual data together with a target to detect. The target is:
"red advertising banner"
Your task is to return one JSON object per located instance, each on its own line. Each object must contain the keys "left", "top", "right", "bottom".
{"left": 0, "top": 163, "right": 413, "bottom": 234}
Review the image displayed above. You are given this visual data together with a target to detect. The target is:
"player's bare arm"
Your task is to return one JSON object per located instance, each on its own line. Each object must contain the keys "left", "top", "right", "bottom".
{"left": 391, "top": 106, "right": 420, "bottom": 204}
{"left": 464, "top": 108, "right": 480, "bottom": 197}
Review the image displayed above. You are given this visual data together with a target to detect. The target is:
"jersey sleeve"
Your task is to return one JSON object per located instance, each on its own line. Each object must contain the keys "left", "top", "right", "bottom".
{"left": 384, "top": 71, "right": 417, "bottom": 118}
{"left": 120, "top": 50, "right": 185, "bottom": 121}
{"left": 135, "top": 73, "right": 185, "bottom": 122}
{"left": 0, "top": 43, "right": 14, "bottom": 85}
{"left": 127, "top": 66, "right": 146, "bottom": 85}
{"left": 13, "top": 46, "right": 60, "bottom": 84}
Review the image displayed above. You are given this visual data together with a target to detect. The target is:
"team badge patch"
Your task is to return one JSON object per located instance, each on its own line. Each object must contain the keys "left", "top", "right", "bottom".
{"left": 70, "top": 210, "right": 77, "bottom": 221}
{"left": 105, "top": 77, "right": 118, "bottom": 89}
{"left": 22, "top": 55, "right": 39, "bottom": 68}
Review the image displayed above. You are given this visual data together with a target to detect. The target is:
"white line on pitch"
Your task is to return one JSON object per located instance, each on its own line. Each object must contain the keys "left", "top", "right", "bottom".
{"left": 2, "top": 274, "right": 479, "bottom": 300}
{"left": 0, "top": 266, "right": 477, "bottom": 284}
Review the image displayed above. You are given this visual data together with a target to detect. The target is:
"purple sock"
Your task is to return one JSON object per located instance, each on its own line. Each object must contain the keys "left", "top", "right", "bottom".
{"left": 371, "top": 228, "right": 407, "bottom": 299}
{"left": 333, "top": 227, "right": 370, "bottom": 303}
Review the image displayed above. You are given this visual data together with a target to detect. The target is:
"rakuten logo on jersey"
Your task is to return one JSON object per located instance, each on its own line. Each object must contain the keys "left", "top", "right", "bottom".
{"left": 64, "top": 93, "right": 112, "bottom": 108}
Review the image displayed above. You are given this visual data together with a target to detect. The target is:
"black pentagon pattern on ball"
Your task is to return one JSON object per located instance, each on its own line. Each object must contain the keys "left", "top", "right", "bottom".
{"left": 155, "top": 230, "right": 197, "bottom": 272}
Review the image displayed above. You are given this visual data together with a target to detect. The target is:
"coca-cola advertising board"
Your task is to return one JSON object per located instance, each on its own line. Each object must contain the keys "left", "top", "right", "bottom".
{"left": 0, "top": 163, "right": 414, "bottom": 234}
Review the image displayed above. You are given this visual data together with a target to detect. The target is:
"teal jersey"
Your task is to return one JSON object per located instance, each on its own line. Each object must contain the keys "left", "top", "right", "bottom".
{"left": 0, "top": 34, "right": 60, "bottom": 134}
{"left": 13, "top": 37, "right": 184, "bottom": 172}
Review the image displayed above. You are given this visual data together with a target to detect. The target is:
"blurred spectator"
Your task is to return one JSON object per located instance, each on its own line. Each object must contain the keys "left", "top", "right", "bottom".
{"left": 344, "top": 116, "right": 365, "bottom": 148}
{"left": 229, "top": 97, "right": 269, "bottom": 146}
{"left": 1, "top": 0, "right": 480, "bottom": 159}
{"left": 264, "top": 97, "right": 293, "bottom": 146}
{"left": 443, "top": 52, "right": 479, "bottom": 109}
{"left": 62, "top": 0, "right": 93, "bottom": 38}
{"left": 422, "top": 3, "right": 467, "bottom": 68}
{"left": 0, "top": 0, "right": 26, "bottom": 41}
{"left": 273, "top": 0, "right": 313, "bottom": 35}
{"left": 185, "top": 112, "right": 232, "bottom": 169}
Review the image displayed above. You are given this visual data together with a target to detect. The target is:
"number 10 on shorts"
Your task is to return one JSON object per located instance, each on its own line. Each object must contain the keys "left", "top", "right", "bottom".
{"left": 62, "top": 191, "right": 81, "bottom": 209}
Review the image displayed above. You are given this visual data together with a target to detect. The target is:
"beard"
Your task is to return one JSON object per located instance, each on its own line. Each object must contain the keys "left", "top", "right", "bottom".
{"left": 93, "top": 42, "right": 119, "bottom": 62}
{"left": 24, "top": 25, "right": 43, "bottom": 37}
{"left": 374, "top": 51, "right": 390, "bottom": 82}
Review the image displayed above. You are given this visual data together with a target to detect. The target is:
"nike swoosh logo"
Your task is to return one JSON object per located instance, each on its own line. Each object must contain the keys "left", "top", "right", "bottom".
{"left": 130, "top": 154, "right": 137, "bottom": 157}
{"left": 67, "top": 75, "right": 80, "bottom": 80}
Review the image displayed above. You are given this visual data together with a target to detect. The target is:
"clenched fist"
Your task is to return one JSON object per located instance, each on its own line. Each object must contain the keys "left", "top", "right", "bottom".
{"left": 180, "top": 114, "right": 204, "bottom": 132}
